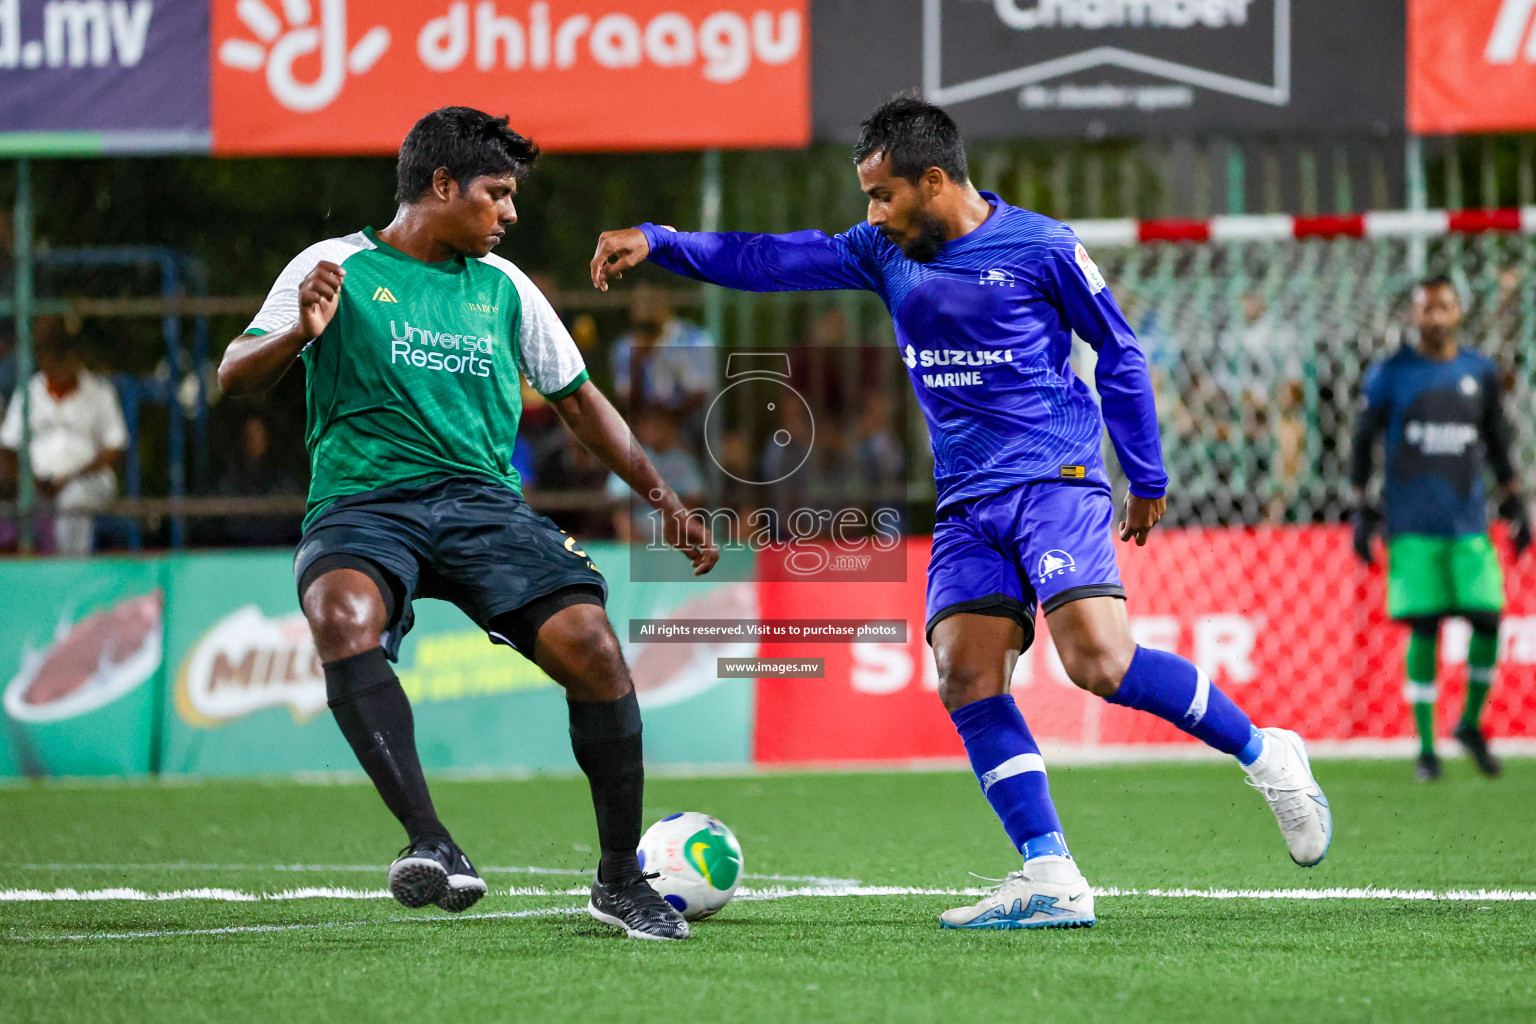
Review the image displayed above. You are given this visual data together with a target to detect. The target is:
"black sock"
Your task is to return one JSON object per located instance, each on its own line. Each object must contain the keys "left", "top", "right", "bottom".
{"left": 324, "top": 648, "right": 449, "bottom": 847}
{"left": 568, "top": 690, "right": 644, "bottom": 883}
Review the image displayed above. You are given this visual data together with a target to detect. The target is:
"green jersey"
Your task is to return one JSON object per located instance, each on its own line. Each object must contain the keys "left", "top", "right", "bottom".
{"left": 246, "top": 227, "right": 589, "bottom": 528}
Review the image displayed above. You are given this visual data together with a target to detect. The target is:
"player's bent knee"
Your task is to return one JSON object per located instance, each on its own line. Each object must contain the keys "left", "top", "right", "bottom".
{"left": 935, "top": 657, "right": 1006, "bottom": 713}
{"left": 302, "top": 579, "right": 387, "bottom": 661}
{"left": 1060, "top": 645, "right": 1133, "bottom": 698}
{"left": 536, "top": 605, "right": 631, "bottom": 701}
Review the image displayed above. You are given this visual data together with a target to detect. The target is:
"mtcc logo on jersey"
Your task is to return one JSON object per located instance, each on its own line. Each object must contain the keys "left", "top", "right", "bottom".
{"left": 1038, "top": 549, "right": 1076, "bottom": 583}
{"left": 1461, "top": 374, "right": 1480, "bottom": 396}
{"left": 979, "top": 268, "right": 1016, "bottom": 286}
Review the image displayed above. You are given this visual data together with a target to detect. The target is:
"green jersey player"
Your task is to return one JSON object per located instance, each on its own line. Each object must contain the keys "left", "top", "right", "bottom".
{"left": 218, "top": 107, "right": 715, "bottom": 940}
{"left": 1351, "top": 276, "right": 1530, "bottom": 781}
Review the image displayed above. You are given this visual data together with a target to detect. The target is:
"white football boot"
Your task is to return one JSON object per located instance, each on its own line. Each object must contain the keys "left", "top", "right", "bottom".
{"left": 940, "top": 856, "right": 1096, "bottom": 930}
{"left": 1243, "top": 727, "right": 1332, "bottom": 867}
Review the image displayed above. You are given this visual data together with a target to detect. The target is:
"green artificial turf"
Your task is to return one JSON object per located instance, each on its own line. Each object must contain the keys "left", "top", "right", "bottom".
{"left": 3, "top": 759, "right": 1535, "bottom": 1024}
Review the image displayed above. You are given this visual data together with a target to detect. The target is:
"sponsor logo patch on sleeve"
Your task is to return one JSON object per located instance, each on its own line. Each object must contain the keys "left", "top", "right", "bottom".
{"left": 1074, "top": 243, "right": 1106, "bottom": 295}
{"left": 1060, "top": 465, "right": 1087, "bottom": 479}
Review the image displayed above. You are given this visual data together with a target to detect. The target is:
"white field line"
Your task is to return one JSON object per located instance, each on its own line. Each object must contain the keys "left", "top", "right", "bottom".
{"left": 12, "top": 864, "right": 857, "bottom": 885}
{"left": 1, "top": 887, "right": 393, "bottom": 902}
{"left": 6, "top": 906, "right": 586, "bottom": 943}
{"left": 8, "top": 885, "right": 1536, "bottom": 944}
{"left": 6, "top": 883, "right": 1536, "bottom": 904}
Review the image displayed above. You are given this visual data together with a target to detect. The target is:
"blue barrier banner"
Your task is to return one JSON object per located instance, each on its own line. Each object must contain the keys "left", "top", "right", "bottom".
{"left": 0, "top": 0, "right": 210, "bottom": 152}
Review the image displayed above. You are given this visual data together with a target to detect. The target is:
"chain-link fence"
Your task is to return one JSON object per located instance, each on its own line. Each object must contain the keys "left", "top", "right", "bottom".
{"left": 1084, "top": 231, "right": 1536, "bottom": 526}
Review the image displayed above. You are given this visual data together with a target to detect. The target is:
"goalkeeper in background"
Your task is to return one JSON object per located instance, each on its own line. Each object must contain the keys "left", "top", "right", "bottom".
{"left": 1351, "top": 275, "right": 1530, "bottom": 781}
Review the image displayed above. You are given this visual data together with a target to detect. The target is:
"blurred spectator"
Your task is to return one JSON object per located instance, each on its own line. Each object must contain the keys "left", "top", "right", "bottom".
{"left": 1118, "top": 286, "right": 1179, "bottom": 379}
{"left": 1267, "top": 380, "right": 1308, "bottom": 523}
{"left": 0, "top": 320, "right": 127, "bottom": 555}
{"left": 710, "top": 426, "right": 757, "bottom": 516}
{"left": 214, "top": 413, "right": 304, "bottom": 547}
{"left": 0, "top": 333, "right": 15, "bottom": 407}
{"left": 607, "top": 407, "right": 703, "bottom": 542}
{"left": 517, "top": 379, "right": 560, "bottom": 487}
{"left": 526, "top": 271, "right": 601, "bottom": 356}
{"left": 519, "top": 272, "right": 598, "bottom": 493}
{"left": 1231, "top": 292, "right": 1303, "bottom": 386}
{"left": 611, "top": 284, "right": 716, "bottom": 447}
{"left": 759, "top": 390, "right": 816, "bottom": 521}
{"left": 0, "top": 210, "right": 14, "bottom": 408}
{"left": 536, "top": 428, "right": 615, "bottom": 539}
{"left": 853, "top": 390, "right": 907, "bottom": 531}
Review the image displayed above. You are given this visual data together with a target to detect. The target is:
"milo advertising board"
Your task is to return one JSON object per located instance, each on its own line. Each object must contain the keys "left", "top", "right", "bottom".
{"left": 158, "top": 544, "right": 756, "bottom": 777}
{"left": 0, "top": 559, "right": 165, "bottom": 777}
{"left": 0, "top": 545, "right": 755, "bottom": 779}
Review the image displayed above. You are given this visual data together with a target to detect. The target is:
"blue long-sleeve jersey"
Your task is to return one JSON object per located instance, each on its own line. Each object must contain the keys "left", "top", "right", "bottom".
{"left": 639, "top": 192, "right": 1168, "bottom": 510}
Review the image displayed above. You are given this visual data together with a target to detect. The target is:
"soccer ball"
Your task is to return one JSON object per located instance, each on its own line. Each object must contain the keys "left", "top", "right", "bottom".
{"left": 636, "top": 811, "right": 744, "bottom": 920}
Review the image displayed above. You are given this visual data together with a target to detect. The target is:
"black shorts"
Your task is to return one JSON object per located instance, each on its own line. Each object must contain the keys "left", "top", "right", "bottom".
{"left": 293, "top": 476, "right": 607, "bottom": 661}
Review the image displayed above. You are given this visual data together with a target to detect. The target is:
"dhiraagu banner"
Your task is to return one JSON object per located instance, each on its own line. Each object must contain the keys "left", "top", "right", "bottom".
{"left": 0, "top": 558, "right": 165, "bottom": 778}
{"left": 158, "top": 544, "right": 755, "bottom": 777}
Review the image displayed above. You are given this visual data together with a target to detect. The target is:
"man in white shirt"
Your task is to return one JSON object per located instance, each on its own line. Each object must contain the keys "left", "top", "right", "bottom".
{"left": 0, "top": 326, "right": 127, "bottom": 555}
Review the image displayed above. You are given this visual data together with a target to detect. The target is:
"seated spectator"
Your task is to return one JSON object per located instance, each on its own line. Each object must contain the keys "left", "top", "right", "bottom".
{"left": 535, "top": 428, "right": 616, "bottom": 539}
{"left": 0, "top": 333, "right": 15, "bottom": 410}
{"left": 606, "top": 407, "right": 704, "bottom": 543}
{"left": 0, "top": 321, "right": 127, "bottom": 556}
{"left": 214, "top": 413, "right": 304, "bottom": 547}
{"left": 853, "top": 390, "right": 907, "bottom": 532}
{"left": 610, "top": 284, "right": 716, "bottom": 447}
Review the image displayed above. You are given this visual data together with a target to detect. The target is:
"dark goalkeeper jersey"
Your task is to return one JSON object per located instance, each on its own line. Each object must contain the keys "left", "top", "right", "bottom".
{"left": 1351, "top": 343, "right": 1516, "bottom": 537}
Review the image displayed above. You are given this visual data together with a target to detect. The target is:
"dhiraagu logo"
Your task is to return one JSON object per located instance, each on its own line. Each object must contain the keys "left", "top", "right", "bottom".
{"left": 685, "top": 824, "right": 743, "bottom": 890}
{"left": 390, "top": 320, "right": 495, "bottom": 377}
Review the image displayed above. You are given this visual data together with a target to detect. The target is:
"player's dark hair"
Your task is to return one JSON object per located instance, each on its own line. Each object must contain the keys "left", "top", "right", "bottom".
{"left": 1414, "top": 274, "right": 1461, "bottom": 303}
{"left": 853, "top": 94, "right": 969, "bottom": 185}
{"left": 395, "top": 107, "right": 541, "bottom": 204}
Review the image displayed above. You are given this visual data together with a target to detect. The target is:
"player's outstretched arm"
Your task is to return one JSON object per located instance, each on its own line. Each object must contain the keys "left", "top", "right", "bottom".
{"left": 591, "top": 223, "right": 878, "bottom": 294}
{"left": 218, "top": 261, "right": 344, "bottom": 396}
{"left": 1043, "top": 234, "right": 1169, "bottom": 530}
{"left": 549, "top": 381, "right": 718, "bottom": 576}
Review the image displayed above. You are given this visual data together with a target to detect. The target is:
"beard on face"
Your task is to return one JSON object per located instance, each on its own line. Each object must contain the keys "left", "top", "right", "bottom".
{"left": 885, "top": 210, "right": 949, "bottom": 263}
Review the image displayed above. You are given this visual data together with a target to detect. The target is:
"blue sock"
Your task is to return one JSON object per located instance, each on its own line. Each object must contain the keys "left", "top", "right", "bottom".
{"left": 949, "top": 695, "right": 1069, "bottom": 859}
{"left": 1108, "top": 645, "right": 1263, "bottom": 763}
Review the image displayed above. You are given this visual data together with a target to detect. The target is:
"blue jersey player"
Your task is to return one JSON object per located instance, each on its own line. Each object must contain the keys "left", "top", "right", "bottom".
{"left": 591, "top": 97, "right": 1331, "bottom": 929}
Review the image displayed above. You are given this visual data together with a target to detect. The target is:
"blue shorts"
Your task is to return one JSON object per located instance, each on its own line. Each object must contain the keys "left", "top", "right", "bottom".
{"left": 925, "top": 482, "right": 1125, "bottom": 650}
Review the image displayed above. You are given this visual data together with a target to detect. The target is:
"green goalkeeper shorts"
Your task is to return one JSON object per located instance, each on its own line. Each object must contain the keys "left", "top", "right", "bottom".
{"left": 1386, "top": 532, "right": 1506, "bottom": 620}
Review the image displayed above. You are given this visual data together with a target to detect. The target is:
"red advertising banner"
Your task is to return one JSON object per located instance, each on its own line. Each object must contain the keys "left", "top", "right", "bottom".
{"left": 1408, "top": 0, "right": 1536, "bottom": 133}
{"left": 754, "top": 528, "right": 1536, "bottom": 764}
{"left": 210, "top": 0, "right": 808, "bottom": 154}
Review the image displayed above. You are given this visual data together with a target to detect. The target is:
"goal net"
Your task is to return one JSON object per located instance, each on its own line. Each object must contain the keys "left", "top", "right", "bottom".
{"left": 1040, "top": 223, "right": 1536, "bottom": 755}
